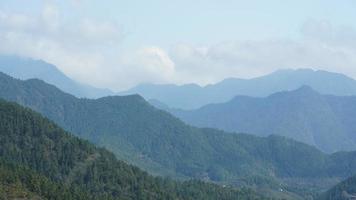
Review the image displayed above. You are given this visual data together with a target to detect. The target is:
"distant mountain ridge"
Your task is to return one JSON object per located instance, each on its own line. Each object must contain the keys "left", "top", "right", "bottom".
{"left": 156, "top": 86, "right": 356, "bottom": 153}
{"left": 122, "top": 68, "right": 356, "bottom": 109}
{"left": 2, "top": 72, "right": 356, "bottom": 198}
{"left": 0, "top": 55, "right": 113, "bottom": 98}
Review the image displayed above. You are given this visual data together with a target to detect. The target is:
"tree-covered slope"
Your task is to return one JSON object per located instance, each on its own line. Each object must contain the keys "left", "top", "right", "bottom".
{"left": 121, "top": 68, "right": 356, "bottom": 109}
{"left": 318, "top": 175, "right": 356, "bottom": 200}
{"left": 0, "top": 99, "right": 263, "bottom": 200}
{"left": 163, "top": 86, "right": 356, "bottom": 153}
{"left": 1, "top": 72, "right": 356, "bottom": 197}
{"left": 0, "top": 160, "right": 92, "bottom": 200}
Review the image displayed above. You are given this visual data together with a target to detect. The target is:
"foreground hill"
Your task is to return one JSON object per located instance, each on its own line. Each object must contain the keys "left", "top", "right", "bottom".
{"left": 2, "top": 72, "right": 356, "bottom": 198}
{"left": 0, "top": 160, "right": 92, "bottom": 199}
{"left": 159, "top": 86, "right": 356, "bottom": 153}
{"left": 0, "top": 55, "right": 113, "bottom": 98}
{"left": 122, "top": 69, "right": 356, "bottom": 109}
{"left": 0, "top": 99, "right": 260, "bottom": 200}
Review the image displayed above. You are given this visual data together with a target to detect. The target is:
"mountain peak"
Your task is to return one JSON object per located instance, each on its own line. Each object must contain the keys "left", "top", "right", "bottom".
{"left": 0, "top": 55, "right": 113, "bottom": 98}
{"left": 294, "top": 85, "right": 318, "bottom": 93}
{"left": 273, "top": 68, "right": 316, "bottom": 74}
{"left": 268, "top": 85, "right": 322, "bottom": 101}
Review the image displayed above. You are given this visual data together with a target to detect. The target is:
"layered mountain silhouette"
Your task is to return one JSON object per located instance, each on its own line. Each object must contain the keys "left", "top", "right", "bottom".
{"left": 2, "top": 71, "right": 356, "bottom": 198}
{"left": 123, "top": 68, "right": 356, "bottom": 109}
{"left": 0, "top": 55, "right": 113, "bottom": 98}
{"left": 0, "top": 98, "right": 257, "bottom": 199}
{"left": 156, "top": 86, "right": 356, "bottom": 153}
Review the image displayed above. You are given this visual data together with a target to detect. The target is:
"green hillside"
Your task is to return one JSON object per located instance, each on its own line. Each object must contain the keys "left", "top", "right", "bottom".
{"left": 0, "top": 160, "right": 92, "bottom": 200}
{"left": 2, "top": 72, "right": 356, "bottom": 198}
{"left": 0, "top": 98, "right": 263, "bottom": 200}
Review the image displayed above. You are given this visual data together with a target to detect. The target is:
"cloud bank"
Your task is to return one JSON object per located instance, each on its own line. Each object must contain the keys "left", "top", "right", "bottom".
{"left": 0, "top": 2, "right": 356, "bottom": 91}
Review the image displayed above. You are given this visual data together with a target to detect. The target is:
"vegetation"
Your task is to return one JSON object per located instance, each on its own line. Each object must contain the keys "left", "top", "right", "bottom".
{"left": 0, "top": 98, "right": 265, "bottom": 200}
{"left": 2, "top": 72, "right": 356, "bottom": 198}
{"left": 318, "top": 175, "right": 356, "bottom": 200}
{"left": 0, "top": 160, "right": 91, "bottom": 200}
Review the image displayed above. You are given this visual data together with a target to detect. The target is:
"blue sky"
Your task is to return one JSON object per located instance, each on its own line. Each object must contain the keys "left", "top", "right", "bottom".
{"left": 0, "top": 0, "right": 356, "bottom": 90}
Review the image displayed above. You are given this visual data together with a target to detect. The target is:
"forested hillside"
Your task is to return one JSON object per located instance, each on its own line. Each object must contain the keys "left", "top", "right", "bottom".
{"left": 318, "top": 175, "right": 356, "bottom": 200}
{"left": 0, "top": 99, "right": 262, "bottom": 200}
{"left": 2, "top": 72, "right": 356, "bottom": 198}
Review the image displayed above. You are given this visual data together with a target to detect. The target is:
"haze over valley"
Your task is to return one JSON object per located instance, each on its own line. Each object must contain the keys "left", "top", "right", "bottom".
{"left": 1, "top": 1, "right": 356, "bottom": 199}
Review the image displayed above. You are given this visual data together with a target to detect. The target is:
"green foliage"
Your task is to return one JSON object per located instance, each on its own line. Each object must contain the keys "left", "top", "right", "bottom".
{"left": 0, "top": 98, "right": 265, "bottom": 200}
{"left": 2, "top": 72, "right": 356, "bottom": 198}
{"left": 0, "top": 160, "right": 91, "bottom": 200}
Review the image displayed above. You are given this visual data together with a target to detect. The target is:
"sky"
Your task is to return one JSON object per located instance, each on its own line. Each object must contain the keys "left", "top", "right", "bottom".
{"left": 0, "top": 0, "right": 356, "bottom": 91}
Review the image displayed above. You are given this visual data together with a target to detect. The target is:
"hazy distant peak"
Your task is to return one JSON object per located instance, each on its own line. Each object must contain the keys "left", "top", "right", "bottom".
{"left": 99, "top": 94, "right": 146, "bottom": 102}
{"left": 122, "top": 67, "right": 356, "bottom": 109}
{"left": 269, "top": 85, "right": 321, "bottom": 99}
{"left": 289, "top": 85, "right": 319, "bottom": 95}
{"left": 271, "top": 68, "right": 354, "bottom": 80}
{"left": 276, "top": 68, "right": 316, "bottom": 73}
{"left": 0, "top": 55, "right": 113, "bottom": 98}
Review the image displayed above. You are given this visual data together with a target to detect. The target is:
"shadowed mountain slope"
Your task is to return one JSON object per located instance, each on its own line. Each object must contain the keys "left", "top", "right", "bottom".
{"left": 159, "top": 86, "right": 356, "bottom": 153}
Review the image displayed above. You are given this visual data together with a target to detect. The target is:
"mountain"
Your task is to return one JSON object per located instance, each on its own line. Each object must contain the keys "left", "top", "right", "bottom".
{"left": 121, "top": 68, "right": 356, "bottom": 109}
{"left": 0, "top": 98, "right": 261, "bottom": 200}
{"left": 0, "top": 55, "right": 113, "bottom": 98}
{"left": 319, "top": 175, "right": 356, "bottom": 200}
{"left": 3, "top": 72, "right": 356, "bottom": 198}
{"left": 159, "top": 86, "right": 356, "bottom": 153}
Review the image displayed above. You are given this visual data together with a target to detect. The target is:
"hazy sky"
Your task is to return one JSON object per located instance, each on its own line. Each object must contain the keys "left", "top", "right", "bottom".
{"left": 0, "top": 0, "right": 356, "bottom": 90}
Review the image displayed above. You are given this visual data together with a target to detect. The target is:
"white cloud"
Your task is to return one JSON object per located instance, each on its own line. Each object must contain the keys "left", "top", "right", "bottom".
{"left": 0, "top": 3, "right": 125, "bottom": 88}
{"left": 137, "top": 47, "right": 175, "bottom": 75}
{"left": 166, "top": 20, "right": 356, "bottom": 85}
{"left": 41, "top": 3, "right": 60, "bottom": 32}
{"left": 0, "top": 3, "right": 180, "bottom": 90}
{"left": 1, "top": 2, "right": 356, "bottom": 92}
{"left": 114, "top": 46, "right": 176, "bottom": 89}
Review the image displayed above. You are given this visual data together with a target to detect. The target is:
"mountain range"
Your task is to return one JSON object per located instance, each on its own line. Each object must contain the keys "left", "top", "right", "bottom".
{"left": 123, "top": 68, "right": 356, "bottom": 109}
{"left": 0, "top": 55, "right": 113, "bottom": 98}
{"left": 155, "top": 86, "right": 356, "bottom": 153}
{"left": 0, "top": 98, "right": 257, "bottom": 200}
{"left": 3, "top": 71, "right": 356, "bottom": 198}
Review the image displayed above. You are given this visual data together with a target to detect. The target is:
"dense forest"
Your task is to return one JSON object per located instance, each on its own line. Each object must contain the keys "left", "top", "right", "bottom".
{"left": 0, "top": 160, "right": 92, "bottom": 200}
{"left": 2, "top": 72, "right": 356, "bottom": 198}
{"left": 0, "top": 0, "right": 355, "bottom": 199}
{"left": 0, "top": 99, "right": 264, "bottom": 199}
